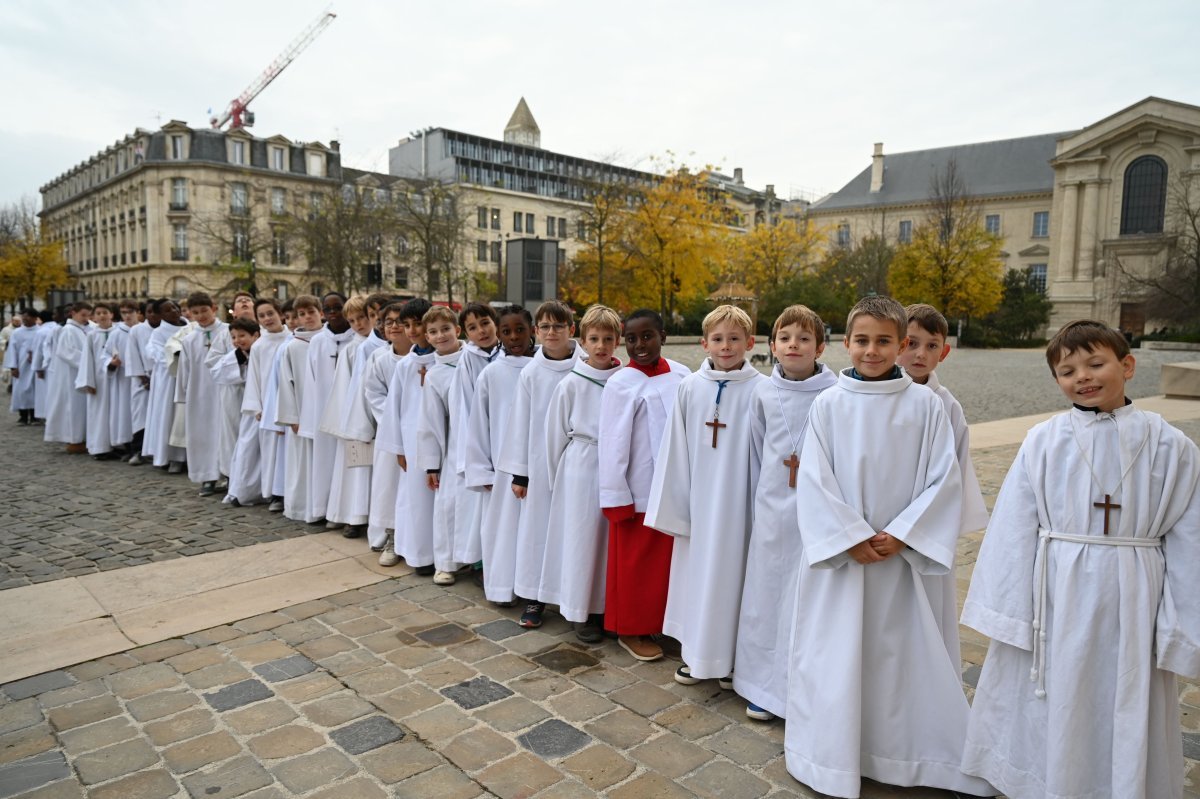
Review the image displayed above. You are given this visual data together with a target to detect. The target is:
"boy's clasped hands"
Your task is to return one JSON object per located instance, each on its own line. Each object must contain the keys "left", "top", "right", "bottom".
{"left": 849, "top": 532, "right": 905, "bottom": 564}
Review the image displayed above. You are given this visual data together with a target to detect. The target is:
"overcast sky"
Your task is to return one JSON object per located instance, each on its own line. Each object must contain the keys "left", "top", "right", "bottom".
{"left": 3, "top": 0, "right": 1198, "bottom": 208}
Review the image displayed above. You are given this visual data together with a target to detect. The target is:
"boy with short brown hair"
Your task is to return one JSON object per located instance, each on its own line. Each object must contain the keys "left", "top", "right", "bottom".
{"left": 175, "top": 292, "right": 228, "bottom": 495}
{"left": 783, "top": 295, "right": 992, "bottom": 797}
{"left": 962, "top": 319, "right": 1200, "bottom": 798}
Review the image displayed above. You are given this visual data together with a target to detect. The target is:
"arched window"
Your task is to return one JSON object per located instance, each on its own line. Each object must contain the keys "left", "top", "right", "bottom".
{"left": 1120, "top": 156, "right": 1167, "bottom": 235}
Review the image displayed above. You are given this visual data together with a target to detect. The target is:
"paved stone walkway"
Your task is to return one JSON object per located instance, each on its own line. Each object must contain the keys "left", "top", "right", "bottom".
{"left": 1, "top": 413, "right": 1198, "bottom": 797}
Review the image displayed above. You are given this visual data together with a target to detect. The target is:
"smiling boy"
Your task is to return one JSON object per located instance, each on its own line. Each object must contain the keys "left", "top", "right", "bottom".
{"left": 647, "top": 304, "right": 767, "bottom": 687}
{"left": 961, "top": 320, "right": 1200, "bottom": 798}
{"left": 782, "top": 295, "right": 992, "bottom": 798}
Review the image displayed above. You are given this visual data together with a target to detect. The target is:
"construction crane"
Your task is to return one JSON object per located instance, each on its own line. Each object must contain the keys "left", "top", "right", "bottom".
{"left": 210, "top": 8, "right": 337, "bottom": 130}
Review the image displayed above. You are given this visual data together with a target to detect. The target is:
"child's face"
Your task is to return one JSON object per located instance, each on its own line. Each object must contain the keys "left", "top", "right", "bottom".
{"left": 256, "top": 303, "right": 284, "bottom": 333}
{"left": 702, "top": 321, "right": 753, "bottom": 371}
{"left": 623, "top": 317, "right": 665, "bottom": 367}
{"left": 463, "top": 312, "right": 498, "bottom": 349}
{"left": 231, "top": 328, "right": 258, "bottom": 353}
{"left": 498, "top": 313, "right": 533, "bottom": 357}
{"left": 323, "top": 296, "right": 349, "bottom": 334}
{"left": 232, "top": 295, "right": 256, "bottom": 320}
{"left": 295, "top": 305, "right": 323, "bottom": 331}
{"left": 383, "top": 313, "right": 408, "bottom": 347}
{"left": 367, "top": 304, "right": 381, "bottom": 328}
{"left": 844, "top": 316, "right": 905, "bottom": 380}
{"left": 93, "top": 307, "right": 112, "bottom": 328}
{"left": 1052, "top": 345, "right": 1135, "bottom": 413}
{"left": 159, "top": 302, "right": 181, "bottom": 325}
{"left": 120, "top": 307, "right": 138, "bottom": 326}
{"left": 348, "top": 311, "right": 371, "bottom": 338}
{"left": 72, "top": 308, "right": 92, "bottom": 325}
{"left": 897, "top": 322, "right": 949, "bottom": 383}
{"left": 582, "top": 326, "right": 618, "bottom": 367}
{"left": 536, "top": 316, "right": 574, "bottom": 357}
{"left": 283, "top": 310, "right": 297, "bottom": 329}
{"left": 401, "top": 318, "right": 428, "bottom": 348}
{"left": 771, "top": 322, "right": 823, "bottom": 379}
{"left": 425, "top": 320, "right": 460, "bottom": 355}
{"left": 191, "top": 304, "right": 216, "bottom": 327}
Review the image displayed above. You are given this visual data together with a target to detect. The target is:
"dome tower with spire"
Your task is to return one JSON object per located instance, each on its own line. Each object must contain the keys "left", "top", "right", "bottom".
{"left": 504, "top": 97, "right": 541, "bottom": 148}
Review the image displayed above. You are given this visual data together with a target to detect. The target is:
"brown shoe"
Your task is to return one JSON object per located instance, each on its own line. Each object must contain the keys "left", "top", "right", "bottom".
{"left": 66, "top": 442, "right": 87, "bottom": 454}
{"left": 618, "top": 635, "right": 663, "bottom": 662}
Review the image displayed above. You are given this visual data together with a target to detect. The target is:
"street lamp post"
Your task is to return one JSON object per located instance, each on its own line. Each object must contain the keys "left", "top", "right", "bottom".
{"left": 249, "top": 255, "right": 258, "bottom": 298}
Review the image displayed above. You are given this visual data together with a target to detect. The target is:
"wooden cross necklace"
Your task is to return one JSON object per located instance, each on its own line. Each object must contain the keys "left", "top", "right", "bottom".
{"left": 705, "top": 379, "right": 731, "bottom": 448}
{"left": 1069, "top": 409, "right": 1149, "bottom": 535}
{"left": 774, "top": 385, "right": 808, "bottom": 489}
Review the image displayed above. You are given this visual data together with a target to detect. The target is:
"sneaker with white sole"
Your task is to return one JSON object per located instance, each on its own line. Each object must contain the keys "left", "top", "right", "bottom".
{"left": 379, "top": 549, "right": 400, "bottom": 567}
{"left": 267, "top": 498, "right": 284, "bottom": 513}
{"left": 433, "top": 570, "right": 456, "bottom": 585}
{"left": 745, "top": 702, "right": 775, "bottom": 721}
{"left": 718, "top": 673, "right": 734, "bottom": 690}
{"left": 674, "top": 665, "right": 701, "bottom": 685}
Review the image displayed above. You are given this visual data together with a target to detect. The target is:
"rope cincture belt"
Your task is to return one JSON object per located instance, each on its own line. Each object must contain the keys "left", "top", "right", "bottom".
{"left": 1031, "top": 528, "right": 1163, "bottom": 698}
{"left": 567, "top": 432, "right": 598, "bottom": 445}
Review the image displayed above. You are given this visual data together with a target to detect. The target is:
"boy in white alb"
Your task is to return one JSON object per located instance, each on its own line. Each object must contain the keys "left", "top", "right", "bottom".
{"left": 735, "top": 305, "right": 837, "bottom": 722}
{"left": 322, "top": 297, "right": 373, "bottom": 537}
{"left": 541, "top": 305, "right": 622, "bottom": 641}
{"left": 3, "top": 308, "right": 39, "bottom": 425}
{"left": 364, "top": 302, "right": 411, "bottom": 562}
{"left": 124, "top": 302, "right": 158, "bottom": 464}
{"left": 240, "top": 298, "right": 289, "bottom": 509}
{"left": 32, "top": 309, "right": 60, "bottom": 423}
{"left": 961, "top": 320, "right": 1200, "bottom": 798}
{"left": 598, "top": 309, "right": 690, "bottom": 662}
{"left": 143, "top": 299, "right": 187, "bottom": 472}
{"left": 205, "top": 291, "right": 256, "bottom": 480}
{"left": 212, "top": 317, "right": 261, "bottom": 505}
{"left": 464, "top": 305, "right": 535, "bottom": 603}
{"left": 377, "top": 298, "right": 437, "bottom": 575}
{"left": 897, "top": 303, "right": 989, "bottom": 534}
{"left": 303, "top": 293, "right": 355, "bottom": 525}
{"left": 275, "top": 295, "right": 324, "bottom": 523}
{"left": 106, "top": 301, "right": 137, "bottom": 456}
{"left": 498, "top": 300, "right": 580, "bottom": 629}
{"left": 175, "top": 292, "right": 228, "bottom": 496}
{"left": 647, "top": 304, "right": 766, "bottom": 687}
{"left": 783, "top": 296, "right": 992, "bottom": 798}
{"left": 75, "top": 303, "right": 118, "bottom": 458}
{"left": 44, "top": 302, "right": 91, "bottom": 452}
{"left": 415, "top": 305, "right": 465, "bottom": 585}
{"left": 450, "top": 303, "right": 501, "bottom": 574}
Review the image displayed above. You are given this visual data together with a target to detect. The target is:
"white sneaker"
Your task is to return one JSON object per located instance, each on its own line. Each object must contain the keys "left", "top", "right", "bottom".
{"left": 433, "top": 570, "right": 456, "bottom": 585}
{"left": 379, "top": 549, "right": 400, "bottom": 567}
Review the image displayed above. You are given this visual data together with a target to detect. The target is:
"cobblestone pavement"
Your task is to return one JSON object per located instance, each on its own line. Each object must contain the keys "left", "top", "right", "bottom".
{"left": 2, "top": 406, "right": 1199, "bottom": 797}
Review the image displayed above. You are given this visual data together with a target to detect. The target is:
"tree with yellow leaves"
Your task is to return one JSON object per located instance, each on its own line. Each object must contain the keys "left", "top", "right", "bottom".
{"left": 888, "top": 160, "right": 1004, "bottom": 319}
{"left": 0, "top": 198, "right": 70, "bottom": 308}
{"left": 728, "top": 216, "right": 824, "bottom": 297}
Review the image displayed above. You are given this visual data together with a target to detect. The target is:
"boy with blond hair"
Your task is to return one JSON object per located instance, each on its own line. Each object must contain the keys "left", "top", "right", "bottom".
{"left": 323, "top": 296, "right": 373, "bottom": 537}
{"left": 735, "top": 304, "right": 837, "bottom": 722}
{"left": 961, "top": 320, "right": 1200, "bottom": 798}
{"left": 540, "top": 304, "right": 623, "bottom": 641}
{"left": 898, "top": 303, "right": 988, "bottom": 533}
{"left": 175, "top": 292, "right": 228, "bottom": 495}
{"left": 499, "top": 300, "right": 581, "bottom": 628}
{"left": 275, "top": 295, "right": 324, "bottom": 523}
{"left": 599, "top": 309, "right": 691, "bottom": 661}
{"left": 783, "top": 295, "right": 992, "bottom": 798}
{"left": 647, "top": 304, "right": 767, "bottom": 687}
{"left": 415, "top": 304, "right": 465, "bottom": 584}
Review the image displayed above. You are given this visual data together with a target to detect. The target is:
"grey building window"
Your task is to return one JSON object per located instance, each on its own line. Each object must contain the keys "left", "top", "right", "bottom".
{"left": 898, "top": 220, "right": 912, "bottom": 244}
{"left": 477, "top": 207, "right": 487, "bottom": 228}
{"left": 985, "top": 214, "right": 1001, "bottom": 235}
{"left": 230, "top": 183, "right": 248, "bottom": 215}
{"left": 1120, "top": 156, "right": 1167, "bottom": 235}
{"left": 491, "top": 241, "right": 501, "bottom": 263}
{"left": 546, "top": 216, "right": 556, "bottom": 237}
{"left": 231, "top": 140, "right": 247, "bottom": 165}
{"left": 271, "top": 147, "right": 286, "bottom": 171}
{"left": 836, "top": 223, "right": 851, "bottom": 248}
{"left": 558, "top": 218, "right": 567, "bottom": 239}
{"left": 1032, "top": 211, "right": 1049, "bottom": 238}
{"left": 1029, "top": 263, "right": 1047, "bottom": 294}
{"left": 170, "top": 178, "right": 187, "bottom": 210}
{"left": 270, "top": 188, "right": 286, "bottom": 215}
{"left": 525, "top": 213, "right": 534, "bottom": 234}
{"left": 395, "top": 267, "right": 409, "bottom": 289}
{"left": 170, "top": 135, "right": 184, "bottom": 160}
{"left": 513, "top": 211, "right": 522, "bottom": 232}
{"left": 490, "top": 208, "right": 501, "bottom": 230}
{"left": 477, "top": 240, "right": 488, "bottom": 261}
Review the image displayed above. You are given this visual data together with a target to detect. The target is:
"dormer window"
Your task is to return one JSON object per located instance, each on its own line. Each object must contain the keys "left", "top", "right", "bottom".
{"left": 271, "top": 146, "right": 286, "bottom": 171}
{"left": 306, "top": 152, "right": 325, "bottom": 177}
{"left": 231, "top": 140, "right": 247, "bottom": 166}
{"left": 170, "top": 135, "right": 185, "bottom": 160}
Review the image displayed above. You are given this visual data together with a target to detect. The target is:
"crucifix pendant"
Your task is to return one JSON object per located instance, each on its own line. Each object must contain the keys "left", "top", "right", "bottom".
{"left": 418, "top": 365, "right": 427, "bottom": 386}
{"left": 705, "top": 417, "right": 726, "bottom": 448}
{"left": 783, "top": 451, "right": 800, "bottom": 488}
{"left": 1094, "top": 493, "right": 1121, "bottom": 535}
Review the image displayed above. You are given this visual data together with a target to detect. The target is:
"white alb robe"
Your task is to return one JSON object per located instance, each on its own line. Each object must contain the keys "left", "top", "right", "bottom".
{"left": 597, "top": 359, "right": 690, "bottom": 513}
{"left": 124, "top": 320, "right": 154, "bottom": 432}
{"left": 104, "top": 323, "right": 133, "bottom": 446}
{"left": 44, "top": 320, "right": 89, "bottom": 444}
{"left": 465, "top": 352, "right": 533, "bottom": 603}
{"left": 211, "top": 348, "right": 260, "bottom": 505}
{"left": 323, "top": 333, "right": 371, "bottom": 526}
{"left": 241, "top": 328, "right": 289, "bottom": 502}
{"left": 142, "top": 322, "right": 186, "bottom": 466}
{"left": 303, "top": 326, "right": 355, "bottom": 520}
{"left": 3, "top": 325, "right": 38, "bottom": 411}
{"left": 497, "top": 345, "right": 581, "bottom": 600}
{"left": 255, "top": 330, "right": 291, "bottom": 499}
{"left": 75, "top": 326, "right": 117, "bottom": 454}
{"left": 276, "top": 329, "right": 319, "bottom": 522}
{"left": 539, "top": 360, "right": 620, "bottom": 621}
{"left": 175, "top": 322, "right": 228, "bottom": 482}
{"left": 961, "top": 405, "right": 1200, "bottom": 799}
{"left": 32, "top": 321, "right": 59, "bottom": 419}
{"left": 784, "top": 369, "right": 992, "bottom": 798}
{"left": 417, "top": 347, "right": 464, "bottom": 573}
{"left": 377, "top": 348, "right": 436, "bottom": 565}
{"left": 362, "top": 345, "right": 405, "bottom": 549}
{"left": 451, "top": 342, "right": 501, "bottom": 566}
{"left": 734, "top": 362, "right": 836, "bottom": 718}
{"left": 203, "top": 326, "right": 242, "bottom": 476}
{"left": 646, "top": 358, "right": 766, "bottom": 678}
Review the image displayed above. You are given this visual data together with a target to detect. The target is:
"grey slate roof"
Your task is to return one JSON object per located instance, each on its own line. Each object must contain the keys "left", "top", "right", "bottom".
{"left": 812, "top": 131, "right": 1075, "bottom": 213}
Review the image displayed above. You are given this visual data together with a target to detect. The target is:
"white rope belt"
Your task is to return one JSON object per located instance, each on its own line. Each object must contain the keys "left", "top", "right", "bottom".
{"left": 1031, "top": 528, "right": 1163, "bottom": 698}
{"left": 568, "top": 432, "right": 598, "bottom": 445}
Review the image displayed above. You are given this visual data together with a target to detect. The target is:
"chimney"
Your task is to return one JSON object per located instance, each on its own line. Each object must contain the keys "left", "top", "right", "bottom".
{"left": 330, "top": 140, "right": 340, "bottom": 152}
{"left": 870, "top": 142, "right": 884, "bottom": 193}
{"left": 733, "top": 167, "right": 744, "bottom": 185}
{"left": 765, "top": 184, "right": 775, "bottom": 197}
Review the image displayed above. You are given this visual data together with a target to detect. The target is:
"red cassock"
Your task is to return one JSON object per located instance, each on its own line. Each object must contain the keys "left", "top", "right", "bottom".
{"left": 602, "top": 503, "right": 673, "bottom": 635}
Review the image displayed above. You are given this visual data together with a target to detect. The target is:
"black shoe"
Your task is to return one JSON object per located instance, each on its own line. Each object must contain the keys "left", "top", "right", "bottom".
{"left": 342, "top": 525, "right": 365, "bottom": 539}
{"left": 519, "top": 602, "right": 546, "bottom": 629}
{"left": 414, "top": 564, "right": 435, "bottom": 576}
{"left": 199, "top": 481, "right": 216, "bottom": 497}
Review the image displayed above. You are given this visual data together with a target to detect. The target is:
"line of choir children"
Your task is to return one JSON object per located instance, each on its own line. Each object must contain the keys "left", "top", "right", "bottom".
{"left": 7, "top": 289, "right": 1199, "bottom": 799}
